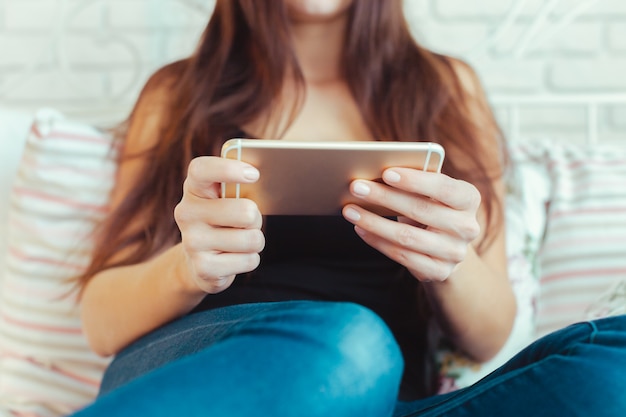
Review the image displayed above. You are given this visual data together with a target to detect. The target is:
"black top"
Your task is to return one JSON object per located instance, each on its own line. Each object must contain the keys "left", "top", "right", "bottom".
{"left": 192, "top": 215, "right": 437, "bottom": 400}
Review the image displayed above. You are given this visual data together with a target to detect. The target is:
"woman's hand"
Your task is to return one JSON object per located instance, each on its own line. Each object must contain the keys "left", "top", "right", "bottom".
{"left": 342, "top": 168, "right": 482, "bottom": 283}
{"left": 174, "top": 157, "right": 265, "bottom": 294}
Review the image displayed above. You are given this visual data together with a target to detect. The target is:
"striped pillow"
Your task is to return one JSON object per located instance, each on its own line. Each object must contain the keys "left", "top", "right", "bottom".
{"left": 536, "top": 142, "right": 626, "bottom": 337}
{"left": 0, "top": 109, "right": 114, "bottom": 417}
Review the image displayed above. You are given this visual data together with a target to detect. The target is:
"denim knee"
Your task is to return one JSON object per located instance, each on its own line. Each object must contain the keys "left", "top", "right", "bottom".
{"left": 532, "top": 316, "right": 626, "bottom": 417}
{"left": 298, "top": 302, "right": 405, "bottom": 399}
{"left": 76, "top": 302, "right": 406, "bottom": 417}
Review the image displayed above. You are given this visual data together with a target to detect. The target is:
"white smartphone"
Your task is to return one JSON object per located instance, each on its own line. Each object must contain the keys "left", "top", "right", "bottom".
{"left": 221, "top": 139, "right": 445, "bottom": 216}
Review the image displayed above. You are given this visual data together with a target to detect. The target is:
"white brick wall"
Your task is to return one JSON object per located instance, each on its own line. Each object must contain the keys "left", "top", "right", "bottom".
{"left": 0, "top": 0, "right": 625, "bottom": 143}
{"left": 408, "top": 0, "right": 626, "bottom": 143}
{"left": 0, "top": 0, "right": 213, "bottom": 123}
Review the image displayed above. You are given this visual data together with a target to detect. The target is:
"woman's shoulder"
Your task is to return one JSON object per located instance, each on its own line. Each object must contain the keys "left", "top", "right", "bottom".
{"left": 114, "top": 59, "right": 190, "bottom": 164}
{"left": 432, "top": 54, "right": 484, "bottom": 97}
{"left": 125, "top": 59, "right": 191, "bottom": 138}
{"left": 138, "top": 59, "right": 191, "bottom": 104}
{"left": 433, "top": 54, "right": 505, "bottom": 172}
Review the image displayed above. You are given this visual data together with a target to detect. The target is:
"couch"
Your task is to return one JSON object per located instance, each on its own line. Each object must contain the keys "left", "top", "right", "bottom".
{"left": 0, "top": 108, "right": 625, "bottom": 416}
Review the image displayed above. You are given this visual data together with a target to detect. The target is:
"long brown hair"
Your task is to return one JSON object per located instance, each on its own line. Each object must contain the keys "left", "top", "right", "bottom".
{"left": 77, "top": 0, "right": 506, "bottom": 289}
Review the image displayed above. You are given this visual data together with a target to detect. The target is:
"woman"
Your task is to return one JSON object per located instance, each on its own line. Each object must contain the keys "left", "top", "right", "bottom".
{"left": 72, "top": 1, "right": 626, "bottom": 416}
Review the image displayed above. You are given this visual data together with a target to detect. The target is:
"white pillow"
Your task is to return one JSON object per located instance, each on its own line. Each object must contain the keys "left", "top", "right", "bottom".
{"left": 535, "top": 141, "right": 626, "bottom": 337}
{"left": 0, "top": 109, "right": 113, "bottom": 417}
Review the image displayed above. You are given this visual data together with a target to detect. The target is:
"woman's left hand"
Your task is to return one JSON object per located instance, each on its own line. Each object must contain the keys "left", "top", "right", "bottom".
{"left": 342, "top": 167, "right": 482, "bottom": 283}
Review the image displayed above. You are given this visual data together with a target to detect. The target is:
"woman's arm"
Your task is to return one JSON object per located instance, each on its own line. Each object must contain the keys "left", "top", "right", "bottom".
{"left": 80, "top": 78, "right": 264, "bottom": 357}
{"left": 427, "top": 59, "right": 515, "bottom": 360}
{"left": 342, "top": 60, "right": 516, "bottom": 362}
{"left": 80, "top": 244, "right": 204, "bottom": 357}
{"left": 420, "top": 175, "right": 514, "bottom": 362}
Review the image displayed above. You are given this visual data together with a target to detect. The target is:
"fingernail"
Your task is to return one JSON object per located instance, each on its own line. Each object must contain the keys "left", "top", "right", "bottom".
{"left": 344, "top": 207, "right": 361, "bottom": 222}
{"left": 353, "top": 181, "right": 371, "bottom": 197}
{"left": 243, "top": 167, "right": 260, "bottom": 181}
{"left": 384, "top": 170, "right": 401, "bottom": 183}
{"left": 354, "top": 226, "right": 367, "bottom": 237}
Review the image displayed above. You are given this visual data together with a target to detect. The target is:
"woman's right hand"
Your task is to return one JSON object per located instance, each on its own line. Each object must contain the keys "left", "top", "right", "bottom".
{"left": 174, "top": 156, "right": 265, "bottom": 294}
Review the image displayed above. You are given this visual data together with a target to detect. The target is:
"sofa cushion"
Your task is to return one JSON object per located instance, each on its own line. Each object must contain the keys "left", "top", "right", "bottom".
{"left": 535, "top": 141, "right": 626, "bottom": 337}
{"left": 0, "top": 109, "right": 113, "bottom": 417}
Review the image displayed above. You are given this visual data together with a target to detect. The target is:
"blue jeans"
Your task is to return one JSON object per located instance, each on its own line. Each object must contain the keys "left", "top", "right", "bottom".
{"left": 72, "top": 301, "right": 626, "bottom": 417}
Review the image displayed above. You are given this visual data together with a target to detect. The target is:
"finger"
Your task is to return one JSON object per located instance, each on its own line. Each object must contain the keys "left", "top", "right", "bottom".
{"left": 191, "top": 252, "right": 261, "bottom": 282}
{"left": 349, "top": 179, "right": 476, "bottom": 237}
{"left": 354, "top": 226, "right": 454, "bottom": 282}
{"left": 196, "top": 274, "right": 237, "bottom": 295}
{"left": 382, "top": 168, "right": 481, "bottom": 211}
{"left": 175, "top": 197, "right": 263, "bottom": 229}
{"left": 184, "top": 226, "right": 265, "bottom": 254}
{"left": 185, "top": 156, "right": 260, "bottom": 199}
{"left": 342, "top": 205, "right": 468, "bottom": 263}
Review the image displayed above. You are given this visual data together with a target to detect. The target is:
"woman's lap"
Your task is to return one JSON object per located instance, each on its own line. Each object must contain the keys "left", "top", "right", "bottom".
{"left": 90, "top": 301, "right": 626, "bottom": 417}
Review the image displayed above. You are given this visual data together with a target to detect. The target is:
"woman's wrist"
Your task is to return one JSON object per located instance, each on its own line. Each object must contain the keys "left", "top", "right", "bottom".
{"left": 162, "top": 243, "right": 208, "bottom": 303}
{"left": 420, "top": 246, "right": 516, "bottom": 361}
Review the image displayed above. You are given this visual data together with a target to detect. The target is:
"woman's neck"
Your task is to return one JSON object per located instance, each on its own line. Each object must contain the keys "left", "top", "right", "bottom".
{"left": 289, "top": 16, "right": 347, "bottom": 84}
